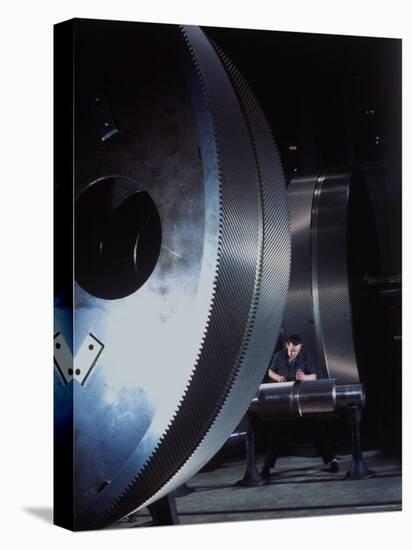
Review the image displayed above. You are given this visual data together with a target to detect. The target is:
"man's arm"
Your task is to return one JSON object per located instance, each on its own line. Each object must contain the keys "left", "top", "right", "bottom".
{"left": 296, "top": 351, "right": 318, "bottom": 381}
{"left": 267, "top": 352, "right": 286, "bottom": 383}
{"left": 295, "top": 369, "right": 317, "bottom": 381}
{"left": 267, "top": 368, "right": 286, "bottom": 383}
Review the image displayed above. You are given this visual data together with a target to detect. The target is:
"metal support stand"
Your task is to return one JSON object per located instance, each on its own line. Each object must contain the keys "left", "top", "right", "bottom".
{"left": 345, "top": 404, "right": 374, "bottom": 479}
{"left": 174, "top": 483, "right": 194, "bottom": 497}
{"left": 147, "top": 493, "right": 179, "bottom": 526}
{"left": 236, "top": 414, "right": 266, "bottom": 486}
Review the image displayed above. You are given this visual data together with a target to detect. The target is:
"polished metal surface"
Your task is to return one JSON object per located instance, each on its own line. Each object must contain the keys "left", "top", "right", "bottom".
{"left": 251, "top": 380, "right": 364, "bottom": 419}
{"left": 297, "top": 378, "right": 336, "bottom": 416}
{"left": 251, "top": 382, "right": 295, "bottom": 419}
{"left": 335, "top": 383, "right": 366, "bottom": 409}
{"left": 284, "top": 171, "right": 360, "bottom": 384}
{"left": 54, "top": 22, "right": 290, "bottom": 529}
{"left": 283, "top": 176, "right": 323, "bottom": 373}
{"left": 312, "top": 172, "right": 359, "bottom": 383}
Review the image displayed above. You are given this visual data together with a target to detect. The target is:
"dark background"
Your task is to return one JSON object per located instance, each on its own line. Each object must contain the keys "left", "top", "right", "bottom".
{"left": 205, "top": 26, "right": 401, "bottom": 274}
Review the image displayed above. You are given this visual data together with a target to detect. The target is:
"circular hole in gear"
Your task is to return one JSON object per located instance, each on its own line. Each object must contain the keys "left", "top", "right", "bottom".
{"left": 75, "top": 176, "right": 162, "bottom": 300}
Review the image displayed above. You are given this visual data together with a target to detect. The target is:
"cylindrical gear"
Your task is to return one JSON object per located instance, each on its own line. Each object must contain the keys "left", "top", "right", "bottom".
{"left": 284, "top": 169, "right": 377, "bottom": 384}
{"left": 54, "top": 22, "right": 290, "bottom": 529}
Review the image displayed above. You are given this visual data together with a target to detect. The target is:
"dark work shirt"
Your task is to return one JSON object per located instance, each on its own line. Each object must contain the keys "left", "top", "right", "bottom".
{"left": 268, "top": 349, "right": 317, "bottom": 381}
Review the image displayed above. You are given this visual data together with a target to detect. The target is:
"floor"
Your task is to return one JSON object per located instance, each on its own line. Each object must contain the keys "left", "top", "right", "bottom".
{"left": 113, "top": 450, "right": 402, "bottom": 528}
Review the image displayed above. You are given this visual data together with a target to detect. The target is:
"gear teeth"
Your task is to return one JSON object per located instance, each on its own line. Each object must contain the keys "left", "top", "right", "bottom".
{"left": 76, "top": 26, "right": 289, "bottom": 530}
{"left": 80, "top": 26, "right": 229, "bottom": 529}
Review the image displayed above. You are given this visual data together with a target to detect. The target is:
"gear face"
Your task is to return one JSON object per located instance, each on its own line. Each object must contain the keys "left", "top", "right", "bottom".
{"left": 54, "top": 21, "right": 290, "bottom": 529}
{"left": 284, "top": 169, "right": 379, "bottom": 384}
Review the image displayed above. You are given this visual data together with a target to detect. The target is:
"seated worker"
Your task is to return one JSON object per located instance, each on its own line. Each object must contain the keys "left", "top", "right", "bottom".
{"left": 260, "top": 334, "right": 339, "bottom": 477}
{"left": 267, "top": 333, "right": 317, "bottom": 383}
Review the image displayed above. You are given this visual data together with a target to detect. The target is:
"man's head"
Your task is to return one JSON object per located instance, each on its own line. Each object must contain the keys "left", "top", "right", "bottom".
{"left": 285, "top": 334, "right": 303, "bottom": 360}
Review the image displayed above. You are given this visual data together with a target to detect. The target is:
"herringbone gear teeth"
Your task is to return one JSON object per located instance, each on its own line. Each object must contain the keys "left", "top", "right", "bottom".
{"left": 54, "top": 22, "right": 290, "bottom": 530}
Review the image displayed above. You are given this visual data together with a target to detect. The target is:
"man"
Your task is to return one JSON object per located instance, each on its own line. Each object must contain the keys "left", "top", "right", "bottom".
{"left": 267, "top": 334, "right": 317, "bottom": 383}
{"left": 260, "top": 334, "right": 339, "bottom": 477}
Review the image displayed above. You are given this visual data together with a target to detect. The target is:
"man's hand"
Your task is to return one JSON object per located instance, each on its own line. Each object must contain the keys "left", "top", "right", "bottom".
{"left": 296, "top": 369, "right": 317, "bottom": 381}
{"left": 296, "top": 368, "right": 305, "bottom": 381}
{"left": 267, "top": 369, "right": 286, "bottom": 383}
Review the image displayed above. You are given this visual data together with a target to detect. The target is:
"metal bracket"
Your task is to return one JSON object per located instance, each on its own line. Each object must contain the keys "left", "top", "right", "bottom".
{"left": 75, "top": 333, "right": 104, "bottom": 385}
{"left": 54, "top": 333, "right": 104, "bottom": 385}
{"left": 54, "top": 332, "right": 73, "bottom": 385}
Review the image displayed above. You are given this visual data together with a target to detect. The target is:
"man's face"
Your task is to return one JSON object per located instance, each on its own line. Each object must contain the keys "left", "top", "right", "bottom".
{"left": 286, "top": 342, "right": 302, "bottom": 360}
